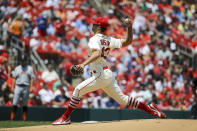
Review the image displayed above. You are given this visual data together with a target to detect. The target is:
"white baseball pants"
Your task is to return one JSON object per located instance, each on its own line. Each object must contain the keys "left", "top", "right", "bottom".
{"left": 72, "top": 69, "right": 129, "bottom": 106}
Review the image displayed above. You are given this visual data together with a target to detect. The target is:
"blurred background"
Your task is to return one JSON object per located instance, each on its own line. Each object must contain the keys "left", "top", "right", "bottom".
{"left": 0, "top": 0, "right": 197, "bottom": 113}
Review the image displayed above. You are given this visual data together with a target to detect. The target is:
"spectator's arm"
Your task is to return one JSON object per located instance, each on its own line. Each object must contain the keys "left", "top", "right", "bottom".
{"left": 9, "top": 21, "right": 14, "bottom": 33}
{"left": 30, "top": 77, "right": 34, "bottom": 93}
{"left": 54, "top": 71, "right": 59, "bottom": 80}
{"left": 11, "top": 79, "right": 16, "bottom": 93}
{"left": 2, "top": 81, "right": 7, "bottom": 91}
{"left": 53, "top": 81, "right": 59, "bottom": 91}
{"left": 0, "top": 19, "right": 4, "bottom": 24}
{"left": 41, "top": 71, "right": 47, "bottom": 80}
{"left": 29, "top": 67, "right": 35, "bottom": 93}
{"left": 7, "top": 66, "right": 11, "bottom": 77}
{"left": 21, "top": 22, "right": 25, "bottom": 34}
{"left": 63, "top": 79, "right": 70, "bottom": 88}
{"left": 53, "top": 101, "right": 62, "bottom": 106}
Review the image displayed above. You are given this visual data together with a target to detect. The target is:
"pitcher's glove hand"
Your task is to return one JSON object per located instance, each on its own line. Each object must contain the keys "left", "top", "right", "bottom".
{"left": 70, "top": 65, "right": 84, "bottom": 76}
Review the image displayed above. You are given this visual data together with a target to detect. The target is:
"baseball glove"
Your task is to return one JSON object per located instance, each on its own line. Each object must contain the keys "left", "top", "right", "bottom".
{"left": 70, "top": 65, "right": 84, "bottom": 76}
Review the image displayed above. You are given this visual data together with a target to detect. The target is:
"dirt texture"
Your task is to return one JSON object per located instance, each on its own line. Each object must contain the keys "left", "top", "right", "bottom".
{"left": 4, "top": 119, "right": 197, "bottom": 131}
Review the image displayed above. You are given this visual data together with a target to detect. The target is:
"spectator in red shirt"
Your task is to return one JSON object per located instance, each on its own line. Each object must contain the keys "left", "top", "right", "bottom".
{"left": 5, "top": 94, "right": 14, "bottom": 106}
{"left": 28, "top": 94, "right": 39, "bottom": 106}
{"left": 0, "top": 60, "right": 8, "bottom": 95}
{"left": 58, "top": 58, "right": 73, "bottom": 84}
{"left": 54, "top": 18, "right": 66, "bottom": 39}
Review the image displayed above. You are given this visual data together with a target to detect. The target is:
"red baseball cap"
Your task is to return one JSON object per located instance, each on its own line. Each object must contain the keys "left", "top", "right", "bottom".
{"left": 91, "top": 17, "right": 109, "bottom": 28}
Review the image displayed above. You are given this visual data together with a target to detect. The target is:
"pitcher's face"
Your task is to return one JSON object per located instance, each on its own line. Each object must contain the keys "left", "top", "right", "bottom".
{"left": 92, "top": 24, "right": 98, "bottom": 34}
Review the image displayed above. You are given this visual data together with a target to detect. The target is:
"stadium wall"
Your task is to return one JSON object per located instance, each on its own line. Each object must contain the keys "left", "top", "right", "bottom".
{"left": 0, "top": 106, "right": 191, "bottom": 121}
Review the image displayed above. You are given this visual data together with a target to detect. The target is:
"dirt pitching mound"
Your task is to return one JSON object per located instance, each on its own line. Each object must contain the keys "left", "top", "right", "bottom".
{"left": 5, "top": 119, "right": 197, "bottom": 131}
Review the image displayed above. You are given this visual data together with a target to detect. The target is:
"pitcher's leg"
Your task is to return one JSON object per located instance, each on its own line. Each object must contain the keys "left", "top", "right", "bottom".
{"left": 53, "top": 74, "right": 102, "bottom": 125}
{"left": 67, "top": 74, "right": 102, "bottom": 115}
{"left": 72, "top": 74, "right": 102, "bottom": 98}
{"left": 102, "top": 80, "right": 129, "bottom": 106}
{"left": 103, "top": 80, "right": 166, "bottom": 118}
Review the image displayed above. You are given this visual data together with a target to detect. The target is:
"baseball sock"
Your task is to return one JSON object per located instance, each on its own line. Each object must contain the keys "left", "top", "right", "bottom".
{"left": 23, "top": 106, "right": 28, "bottom": 121}
{"left": 128, "top": 97, "right": 151, "bottom": 113}
{"left": 62, "top": 96, "right": 80, "bottom": 119}
{"left": 11, "top": 105, "right": 18, "bottom": 120}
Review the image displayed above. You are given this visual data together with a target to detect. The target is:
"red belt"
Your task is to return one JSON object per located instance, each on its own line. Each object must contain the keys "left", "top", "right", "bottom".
{"left": 91, "top": 66, "right": 109, "bottom": 74}
{"left": 103, "top": 66, "right": 109, "bottom": 70}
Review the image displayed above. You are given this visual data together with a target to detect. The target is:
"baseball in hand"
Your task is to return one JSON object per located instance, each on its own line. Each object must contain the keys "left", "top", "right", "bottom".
{"left": 125, "top": 18, "right": 133, "bottom": 27}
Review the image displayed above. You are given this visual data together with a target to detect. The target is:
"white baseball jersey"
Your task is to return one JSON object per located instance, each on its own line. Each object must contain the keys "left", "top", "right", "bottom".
{"left": 88, "top": 33, "right": 122, "bottom": 72}
{"left": 72, "top": 33, "right": 129, "bottom": 107}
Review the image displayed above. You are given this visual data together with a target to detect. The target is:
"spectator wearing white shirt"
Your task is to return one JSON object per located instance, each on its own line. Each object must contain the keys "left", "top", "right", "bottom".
{"left": 45, "top": 0, "right": 61, "bottom": 8}
{"left": 30, "top": 34, "right": 40, "bottom": 49}
{"left": 157, "top": 45, "right": 172, "bottom": 60}
{"left": 38, "top": 83, "right": 54, "bottom": 106}
{"left": 133, "top": 13, "right": 146, "bottom": 33}
{"left": 130, "top": 86, "right": 145, "bottom": 102}
{"left": 146, "top": 1, "right": 158, "bottom": 13}
{"left": 2, "top": 18, "right": 9, "bottom": 44}
{"left": 139, "top": 44, "right": 150, "bottom": 55}
{"left": 142, "top": 87, "right": 153, "bottom": 103}
{"left": 155, "top": 79, "right": 163, "bottom": 92}
{"left": 41, "top": 64, "right": 59, "bottom": 82}
{"left": 144, "top": 63, "right": 154, "bottom": 73}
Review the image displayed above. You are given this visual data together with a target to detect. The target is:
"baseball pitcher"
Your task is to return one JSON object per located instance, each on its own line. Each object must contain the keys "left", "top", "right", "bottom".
{"left": 10, "top": 55, "right": 34, "bottom": 120}
{"left": 53, "top": 17, "right": 166, "bottom": 125}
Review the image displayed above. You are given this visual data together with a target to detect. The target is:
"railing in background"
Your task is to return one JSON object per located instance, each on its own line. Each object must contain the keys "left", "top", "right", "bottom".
{"left": 0, "top": 27, "right": 47, "bottom": 70}
{"left": 31, "top": 48, "right": 47, "bottom": 70}
{"left": 176, "top": 44, "right": 196, "bottom": 70}
{"left": 9, "top": 34, "right": 26, "bottom": 66}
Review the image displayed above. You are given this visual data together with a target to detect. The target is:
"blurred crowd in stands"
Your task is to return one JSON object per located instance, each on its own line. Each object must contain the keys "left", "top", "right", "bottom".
{"left": 0, "top": 0, "right": 197, "bottom": 111}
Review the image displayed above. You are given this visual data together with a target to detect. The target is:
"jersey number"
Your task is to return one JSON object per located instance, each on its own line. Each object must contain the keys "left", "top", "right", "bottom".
{"left": 100, "top": 39, "right": 110, "bottom": 59}
{"left": 101, "top": 47, "right": 110, "bottom": 59}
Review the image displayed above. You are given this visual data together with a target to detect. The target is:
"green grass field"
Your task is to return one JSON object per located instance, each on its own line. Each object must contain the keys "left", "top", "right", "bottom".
{"left": 0, "top": 121, "right": 51, "bottom": 129}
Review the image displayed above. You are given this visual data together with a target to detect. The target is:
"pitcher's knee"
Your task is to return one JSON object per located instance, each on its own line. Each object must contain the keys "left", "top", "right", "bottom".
{"left": 72, "top": 86, "right": 84, "bottom": 98}
{"left": 72, "top": 87, "right": 80, "bottom": 98}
